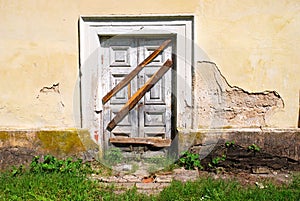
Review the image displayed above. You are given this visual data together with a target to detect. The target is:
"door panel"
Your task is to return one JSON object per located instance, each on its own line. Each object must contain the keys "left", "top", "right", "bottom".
{"left": 139, "top": 38, "right": 172, "bottom": 139}
{"left": 144, "top": 108, "right": 166, "bottom": 126}
{"left": 110, "top": 46, "right": 132, "bottom": 67}
{"left": 110, "top": 74, "right": 129, "bottom": 104}
{"left": 100, "top": 36, "right": 173, "bottom": 149}
{"left": 144, "top": 69, "right": 165, "bottom": 104}
{"left": 101, "top": 37, "right": 138, "bottom": 140}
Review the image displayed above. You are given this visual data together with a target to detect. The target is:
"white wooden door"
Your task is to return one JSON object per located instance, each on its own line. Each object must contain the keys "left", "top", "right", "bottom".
{"left": 100, "top": 36, "right": 173, "bottom": 149}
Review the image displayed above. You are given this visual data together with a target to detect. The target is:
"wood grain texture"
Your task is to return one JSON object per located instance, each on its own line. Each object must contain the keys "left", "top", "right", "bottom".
{"left": 109, "top": 137, "right": 171, "bottom": 147}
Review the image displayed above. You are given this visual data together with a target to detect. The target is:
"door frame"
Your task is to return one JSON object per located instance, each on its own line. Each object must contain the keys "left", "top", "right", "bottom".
{"left": 79, "top": 15, "right": 194, "bottom": 146}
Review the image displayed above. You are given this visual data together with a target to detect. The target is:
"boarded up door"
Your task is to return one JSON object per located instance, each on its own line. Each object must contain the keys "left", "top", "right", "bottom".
{"left": 100, "top": 36, "right": 173, "bottom": 151}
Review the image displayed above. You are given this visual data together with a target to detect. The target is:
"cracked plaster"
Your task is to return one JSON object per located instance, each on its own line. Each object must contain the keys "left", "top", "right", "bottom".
{"left": 194, "top": 61, "right": 284, "bottom": 128}
{"left": 0, "top": 0, "right": 299, "bottom": 129}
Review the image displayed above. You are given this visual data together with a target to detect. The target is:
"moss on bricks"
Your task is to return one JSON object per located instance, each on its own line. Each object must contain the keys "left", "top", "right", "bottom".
{"left": 0, "top": 131, "right": 10, "bottom": 141}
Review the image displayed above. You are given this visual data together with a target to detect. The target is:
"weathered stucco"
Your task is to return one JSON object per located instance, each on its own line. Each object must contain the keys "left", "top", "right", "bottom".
{"left": 194, "top": 61, "right": 284, "bottom": 128}
{"left": 195, "top": 0, "right": 300, "bottom": 127}
{"left": 0, "top": 0, "right": 299, "bottom": 130}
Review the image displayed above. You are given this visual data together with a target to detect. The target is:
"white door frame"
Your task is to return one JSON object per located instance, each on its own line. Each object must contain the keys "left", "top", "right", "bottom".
{"left": 79, "top": 15, "right": 194, "bottom": 144}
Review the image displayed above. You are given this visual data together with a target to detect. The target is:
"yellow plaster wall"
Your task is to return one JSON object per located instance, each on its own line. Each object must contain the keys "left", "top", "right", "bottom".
{"left": 0, "top": 0, "right": 299, "bottom": 128}
{"left": 195, "top": 0, "right": 300, "bottom": 127}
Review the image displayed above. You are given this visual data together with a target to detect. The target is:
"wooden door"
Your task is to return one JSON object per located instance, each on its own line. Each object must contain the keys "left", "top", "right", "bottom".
{"left": 100, "top": 36, "right": 173, "bottom": 151}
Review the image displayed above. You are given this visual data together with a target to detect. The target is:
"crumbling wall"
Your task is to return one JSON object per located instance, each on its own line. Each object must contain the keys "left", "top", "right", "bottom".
{"left": 194, "top": 61, "right": 284, "bottom": 128}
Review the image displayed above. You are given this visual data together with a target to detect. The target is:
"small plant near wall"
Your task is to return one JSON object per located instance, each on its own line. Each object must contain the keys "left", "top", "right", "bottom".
{"left": 104, "top": 147, "right": 124, "bottom": 166}
{"left": 248, "top": 144, "right": 261, "bottom": 152}
{"left": 10, "top": 155, "right": 92, "bottom": 177}
{"left": 145, "top": 155, "right": 177, "bottom": 173}
{"left": 178, "top": 151, "right": 203, "bottom": 170}
{"left": 212, "top": 155, "right": 226, "bottom": 166}
{"left": 247, "top": 144, "right": 261, "bottom": 157}
{"left": 11, "top": 165, "right": 25, "bottom": 177}
{"left": 29, "top": 155, "right": 91, "bottom": 175}
{"left": 225, "top": 141, "right": 235, "bottom": 148}
{"left": 208, "top": 154, "right": 226, "bottom": 169}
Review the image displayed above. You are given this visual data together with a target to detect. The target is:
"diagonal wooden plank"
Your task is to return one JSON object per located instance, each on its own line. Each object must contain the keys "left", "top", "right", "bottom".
{"left": 106, "top": 59, "right": 173, "bottom": 132}
{"left": 102, "top": 39, "right": 171, "bottom": 105}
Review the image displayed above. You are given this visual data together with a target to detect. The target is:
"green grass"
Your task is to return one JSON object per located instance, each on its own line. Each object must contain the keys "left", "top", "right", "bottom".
{"left": 157, "top": 176, "right": 300, "bottom": 201}
{"left": 0, "top": 156, "right": 299, "bottom": 201}
{"left": 1, "top": 171, "right": 299, "bottom": 201}
{"left": 0, "top": 171, "right": 104, "bottom": 200}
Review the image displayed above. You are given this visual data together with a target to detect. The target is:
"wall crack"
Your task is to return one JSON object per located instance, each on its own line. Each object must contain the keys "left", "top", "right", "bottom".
{"left": 194, "top": 61, "right": 284, "bottom": 128}
{"left": 36, "top": 83, "right": 65, "bottom": 107}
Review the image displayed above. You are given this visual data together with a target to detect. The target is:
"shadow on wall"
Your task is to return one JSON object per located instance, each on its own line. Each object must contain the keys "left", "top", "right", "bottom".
{"left": 194, "top": 61, "right": 284, "bottom": 128}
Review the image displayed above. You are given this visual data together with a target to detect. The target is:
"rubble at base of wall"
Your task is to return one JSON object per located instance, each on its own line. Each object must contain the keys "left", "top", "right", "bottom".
{"left": 178, "top": 128, "right": 300, "bottom": 172}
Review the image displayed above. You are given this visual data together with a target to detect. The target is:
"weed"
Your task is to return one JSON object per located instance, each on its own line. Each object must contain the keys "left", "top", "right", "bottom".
{"left": 0, "top": 170, "right": 103, "bottom": 200}
{"left": 158, "top": 176, "right": 300, "bottom": 201}
{"left": 1, "top": 154, "right": 299, "bottom": 201}
{"left": 147, "top": 164, "right": 160, "bottom": 174}
{"left": 145, "top": 155, "right": 174, "bottom": 166}
{"left": 208, "top": 154, "right": 226, "bottom": 169}
{"left": 248, "top": 144, "right": 261, "bottom": 152}
{"left": 212, "top": 155, "right": 226, "bottom": 166}
{"left": 0, "top": 163, "right": 299, "bottom": 200}
{"left": 225, "top": 141, "right": 235, "bottom": 148}
{"left": 130, "top": 162, "right": 139, "bottom": 173}
{"left": 90, "top": 160, "right": 113, "bottom": 176}
{"left": 161, "top": 163, "right": 180, "bottom": 172}
{"left": 104, "top": 147, "right": 124, "bottom": 166}
{"left": 178, "top": 151, "right": 203, "bottom": 170}
{"left": 11, "top": 165, "right": 25, "bottom": 177}
{"left": 142, "top": 155, "right": 175, "bottom": 173}
{"left": 29, "top": 155, "right": 91, "bottom": 174}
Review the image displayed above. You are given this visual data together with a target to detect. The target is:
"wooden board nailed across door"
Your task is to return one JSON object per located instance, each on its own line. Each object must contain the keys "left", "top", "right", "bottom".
{"left": 100, "top": 36, "right": 174, "bottom": 150}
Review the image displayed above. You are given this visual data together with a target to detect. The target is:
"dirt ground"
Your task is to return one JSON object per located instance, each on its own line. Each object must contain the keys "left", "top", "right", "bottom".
{"left": 89, "top": 160, "right": 298, "bottom": 195}
{"left": 198, "top": 169, "right": 295, "bottom": 187}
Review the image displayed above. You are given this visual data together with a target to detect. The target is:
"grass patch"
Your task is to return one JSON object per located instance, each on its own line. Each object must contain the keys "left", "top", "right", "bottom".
{"left": 0, "top": 171, "right": 102, "bottom": 200}
{"left": 158, "top": 175, "right": 300, "bottom": 201}
{"left": 1, "top": 171, "right": 299, "bottom": 201}
{"left": 0, "top": 155, "right": 299, "bottom": 201}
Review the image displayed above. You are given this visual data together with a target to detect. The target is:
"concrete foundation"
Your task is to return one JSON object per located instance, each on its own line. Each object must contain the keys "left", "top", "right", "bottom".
{"left": 0, "top": 128, "right": 299, "bottom": 171}
{"left": 0, "top": 129, "right": 98, "bottom": 170}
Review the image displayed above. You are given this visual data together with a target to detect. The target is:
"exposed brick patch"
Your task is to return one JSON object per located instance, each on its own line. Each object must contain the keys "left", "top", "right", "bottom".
{"left": 194, "top": 61, "right": 284, "bottom": 128}
{"left": 0, "top": 146, "right": 38, "bottom": 170}
{"left": 198, "top": 143, "right": 300, "bottom": 173}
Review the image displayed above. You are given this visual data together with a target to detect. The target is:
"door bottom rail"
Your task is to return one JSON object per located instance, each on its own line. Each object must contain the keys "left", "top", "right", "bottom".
{"left": 109, "top": 137, "right": 171, "bottom": 147}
